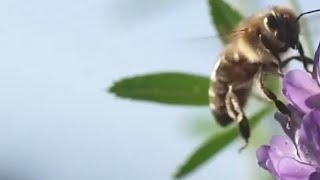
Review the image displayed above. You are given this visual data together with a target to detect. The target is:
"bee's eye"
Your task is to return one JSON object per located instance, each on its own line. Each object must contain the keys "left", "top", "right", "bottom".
{"left": 265, "top": 15, "right": 278, "bottom": 30}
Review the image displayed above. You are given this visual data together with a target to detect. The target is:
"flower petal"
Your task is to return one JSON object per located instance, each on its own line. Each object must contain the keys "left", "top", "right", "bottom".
{"left": 309, "top": 172, "right": 320, "bottom": 180}
{"left": 312, "top": 42, "right": 320, "bottom": 85}
{"left": 267, "top": 136, "right": 298, "bottom": 178}
{"left": 274, "top": 105, "right": 303, "bottom": 142}
{"left": 270, "top": 135, "right": 297, "bottom": 158}
{"left": 277, "top": 157, "right": 316, "bottom": 180}
{"left": 283, "top": 70, "right": 320, "bottom": 113}
{"left": 256, "top": 145, "right": 270, "bottom": 170}
{"left": 299, "top": 110, "right": 320, "bottom": 165}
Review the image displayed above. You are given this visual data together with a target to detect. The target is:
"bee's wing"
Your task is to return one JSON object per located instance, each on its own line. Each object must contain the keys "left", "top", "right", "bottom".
{"left": 180, "top": 28, "right": 250, "bottom": 47}
{"left": 228, "top": 28, "right": 251, "bottom": 40}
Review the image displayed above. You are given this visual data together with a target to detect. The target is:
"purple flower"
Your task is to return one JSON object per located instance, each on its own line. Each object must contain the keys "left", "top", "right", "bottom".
{"left": 256, "top": 43, "right": 320, "bottom": 180}
{"left": 257, "top": 110, "right": 320, "bottom": 180}
{"left": 283, "top": 43, "right": 320, "bottom": 114}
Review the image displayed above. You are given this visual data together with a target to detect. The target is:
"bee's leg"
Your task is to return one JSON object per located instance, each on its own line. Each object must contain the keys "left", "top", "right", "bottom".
{"left": 225, "top": 89, "right": 237, "bottom": 121}
{"left": 281, "top": 55, "right": 313, "bottom": 70}
{"left": 257, "top": 66, "right": 291, "bottom": 116}
{"left": 259, "top": 34, "right": 284, "bottom": 76}
{"left": 297, "top": 41, "right": 312, "bottom": 73}
{"left": 225, "top": 85, "right": 250, "bottom": 152}
{"left": 280, "top": 41, "right": 313, "bottom": 72}
{"left": 252, "top": 91, "right": 269, "bottom": 102}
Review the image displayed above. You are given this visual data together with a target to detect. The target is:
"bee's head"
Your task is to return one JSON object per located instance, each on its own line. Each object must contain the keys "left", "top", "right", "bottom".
{"left": 263, "top": 7, "right": 300, "bottom": 49}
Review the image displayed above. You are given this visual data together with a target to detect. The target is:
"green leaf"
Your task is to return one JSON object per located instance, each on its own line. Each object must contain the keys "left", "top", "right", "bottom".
{"left": 265, "top": 75, "right": 280, "bottom": 94}
{"left": 174, "top": 106, "right": 273, "bottom": 178}
{"left": 208, "top": 0, "right": 243, "bottom": 43}
{"left": 109, "top": 72, "right": 210, "bottom": 105}
{"left": 110, "top": 0, "right": 244, "bottom": 105}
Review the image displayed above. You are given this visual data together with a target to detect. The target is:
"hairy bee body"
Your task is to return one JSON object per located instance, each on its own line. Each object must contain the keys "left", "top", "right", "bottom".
{"left": 208, "top": 6, "right": 310, "bottom": 145}
{"left": 209, "top": 44, "right": 259, "bottom": 126}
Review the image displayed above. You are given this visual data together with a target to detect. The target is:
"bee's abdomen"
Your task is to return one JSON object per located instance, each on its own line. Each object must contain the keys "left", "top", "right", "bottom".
{"left": 209, "top": 56, "right": 254, "bottom": 126}
{"left": 209, "top": 80, "right": 252, "bottom": 126}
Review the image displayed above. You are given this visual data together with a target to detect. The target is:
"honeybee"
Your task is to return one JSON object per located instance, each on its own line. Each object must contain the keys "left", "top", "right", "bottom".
{"left": 209, "top": 6, "right": 320, "bottom": 150}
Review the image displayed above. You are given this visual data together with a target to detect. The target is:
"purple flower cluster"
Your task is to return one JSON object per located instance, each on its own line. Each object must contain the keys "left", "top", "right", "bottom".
{"left": 256, "top": 43, "right": 320, "bottom": 180}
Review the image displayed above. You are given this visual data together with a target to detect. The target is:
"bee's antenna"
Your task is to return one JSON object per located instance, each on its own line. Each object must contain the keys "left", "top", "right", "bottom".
{"left": 295, "top": 9, "right": 320, "bottom": 22}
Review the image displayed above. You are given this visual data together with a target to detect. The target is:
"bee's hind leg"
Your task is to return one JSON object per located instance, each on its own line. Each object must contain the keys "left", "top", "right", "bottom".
{"left": 225, "top": 85, "right": 250, "bottom": 152}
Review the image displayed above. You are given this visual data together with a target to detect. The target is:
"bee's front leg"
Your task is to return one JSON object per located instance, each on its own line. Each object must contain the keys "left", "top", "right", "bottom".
{"left": 297, "top": 41, "right": 312, "bottom": 74}
{"left": 281, "top": 55, "right": 313, "bottom": 68}
{"left": 281, "top": 52, "right": 314, "bottom": 74}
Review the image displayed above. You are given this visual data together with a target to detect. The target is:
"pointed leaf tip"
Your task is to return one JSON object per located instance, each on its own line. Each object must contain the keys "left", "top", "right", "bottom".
{"left": 208, "top": 0, "right": 243, "bottom": 43}
{"left": 108, "top": 72, "right": 210, "bottom": 106}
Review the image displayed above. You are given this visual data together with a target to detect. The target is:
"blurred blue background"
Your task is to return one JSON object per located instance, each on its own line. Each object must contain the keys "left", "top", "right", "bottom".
{"left": 0, "top": 0, "right": 319, "bottom": 179}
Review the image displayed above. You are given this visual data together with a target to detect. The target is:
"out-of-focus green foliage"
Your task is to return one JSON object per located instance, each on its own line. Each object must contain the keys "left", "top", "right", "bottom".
{"left": 174, "top": 106, "right": 273, "bottom": 178}
{"left": 109, "top": 72, "right": 209, "bottom": 105}
{"left": 209, "top": 0, "right": 243, "bottom": 43}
